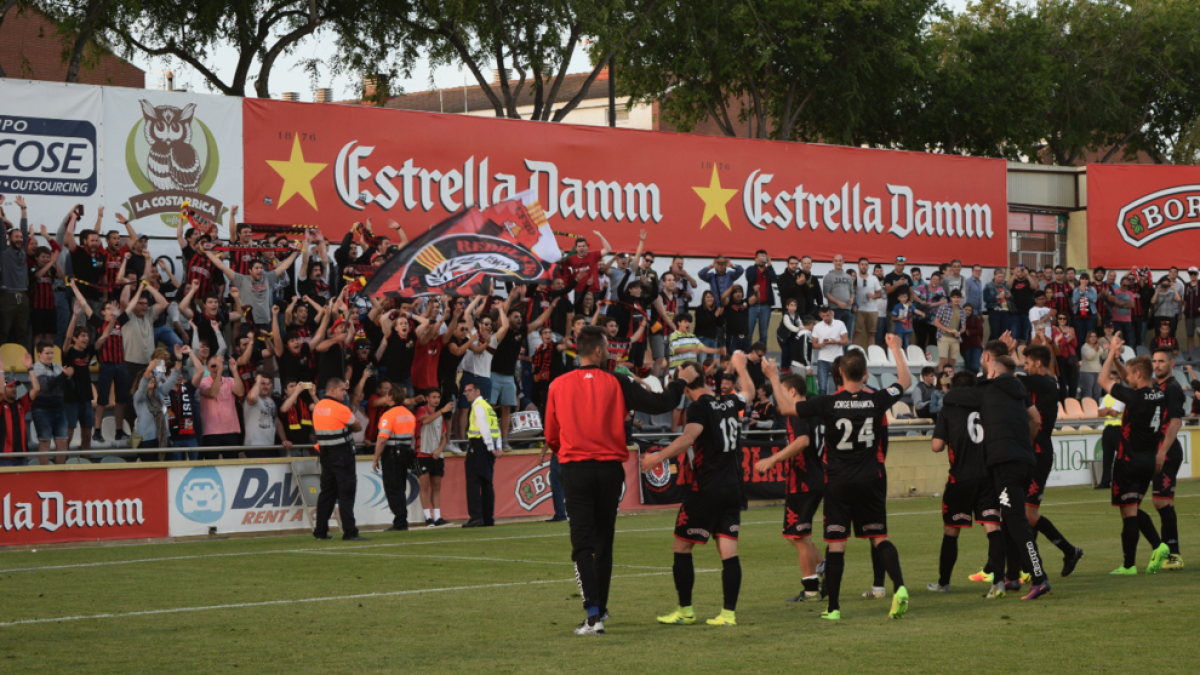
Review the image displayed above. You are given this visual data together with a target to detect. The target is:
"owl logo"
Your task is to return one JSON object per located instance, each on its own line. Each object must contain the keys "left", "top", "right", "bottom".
{"left": 139, "top": 100, "right": 202, "bottom": 192}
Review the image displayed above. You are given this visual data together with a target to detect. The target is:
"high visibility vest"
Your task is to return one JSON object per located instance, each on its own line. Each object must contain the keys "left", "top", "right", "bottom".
{"left": 1101, "top": 393, "right": 1123, "bottom": 428}
{"left": 379, "top": 406, "right": 416, "bottom": 449}
{"left": 313, "top": 398, "right": 355, "bottom": 452}
{"left": 467, "top": 397, "right": 500, "bottom": 440}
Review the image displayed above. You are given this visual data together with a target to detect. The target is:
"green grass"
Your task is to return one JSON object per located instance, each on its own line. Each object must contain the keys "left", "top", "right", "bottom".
{"left": 2, "top": 481, "right": 1199, "bottom": 674}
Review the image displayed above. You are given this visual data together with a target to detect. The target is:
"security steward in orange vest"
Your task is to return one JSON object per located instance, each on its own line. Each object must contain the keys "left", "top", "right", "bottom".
{"left": 313, "top": 377, "right": 367, "bottom": 541}
{"left": 373, "top": 387, "right": 418, "bottom": 532}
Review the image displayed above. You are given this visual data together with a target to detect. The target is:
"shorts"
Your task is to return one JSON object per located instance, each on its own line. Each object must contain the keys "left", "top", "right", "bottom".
{"left": 855, "top": 310, "right": 878, "bottom": 336}
{"left": 1026, "top": 447, "right": 1054, "bottom": 506}
{"left": 489, "top": 374, "right": 518, "bottom": 407}
{"left": 31, "top": 308, "right": 57, "bottom": 335}
{"left": 64, "top": 400, "right": 95, "bottom": 429}
{"left": 458, "top": 372, "right": 492, "bottom": 407}
{"left": 1187, "top": 316, "right": 1200, "bottom": 337}
{"left": 1112, "top": 459, "right": 1153, "bottom": 506}
{"left": 937, "top": 336, "right": 962, "bottom": 363}
{"left": 31, "top": 406, "right": 68, "bottom": 441}
{"left": 942, "top": 477, "right": 1001, "bottom": 527}
{"left": 418, "top": 456, "right": 445, "bottom": 477}
{"left": 782, "top": 489, "right": 823, "bottom": 539}
{"left": 628, "top": 341, "right": 647, "bottom": 370}
{"left": 95, "top": 362, "right": 130, "bottom": 406}
{"left": 650, "top": 334, "right": 666, "bottom": 360}
{"left": 823, "top": 478, "right": 888, "bottom": 541}
{"left": 1152, "top": 443, "right": 1183, "bottom": 499}
{"left": 674, "top": 485, "right": 742, "bottom": 544}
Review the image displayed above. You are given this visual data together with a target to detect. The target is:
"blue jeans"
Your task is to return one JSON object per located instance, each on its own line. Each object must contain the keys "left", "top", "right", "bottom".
{"left": 699, "top": 336, "right": 720, "bottom": 351}
{"left": 834, "top": 308, "right": 854, "bottom": 338}
{"left": 964, "top": 346, "right": 982, "bottom": 374}
{"left": 748, "top": 304, "right": 772, "bottom": 346}
{"left": 818, "top": 360, "right": 834, "bottom": 395}
{"left": 1008, "top": 314, "right": 1031, "bottom": 342}
{"left": 549, "top": 454, "right": 566, "bottom": 520}
{"left": 875, "top": 316, "right": 889, "bottom": 346}
{"left": 726, "top": 335, "right": 752, "bottom": 355}
{"left": 168, "top": 436, "right": 200, "bottom": 461}
{"left": 780, "top": 336, "right": 794, "bottom": 371}
{"left": 32, "top": 406, "right": 68, "bottom": 441}
{"left": 1073, "top": 317, "right": 1097, "bottom": 342}
{"left": 154, "top": 325, "right": 184, "bottom": 350}
{"left": 895, "top": 331, "right": 912, "bottom": 349}
{"left": 988, "top": 311, "right": 1008, "bottom": 342}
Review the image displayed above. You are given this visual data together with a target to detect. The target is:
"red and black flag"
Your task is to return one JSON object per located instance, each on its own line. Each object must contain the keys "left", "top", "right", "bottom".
{"left": 364, "top": 193, "right": 562, "bottom": 299}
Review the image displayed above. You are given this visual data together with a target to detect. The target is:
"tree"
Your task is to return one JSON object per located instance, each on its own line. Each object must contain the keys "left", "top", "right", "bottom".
{"left": 34, "top": 0, "right": 126, "bottom": 83}
{"left": 329, "top": 0, "right": 660, "bottom": 119}
{"left": 99, "top": 0, "right": 329, "bottom": 97}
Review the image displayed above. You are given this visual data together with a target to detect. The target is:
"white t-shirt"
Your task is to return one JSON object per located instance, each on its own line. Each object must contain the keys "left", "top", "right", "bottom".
{"left": 874, "top": 278, "right": 889, "bottom": 313}
{"left": 1029, "top": 307, "right": 1052, "bottom": 339}
{"left": 855, "top": 275, "right": 882, "bottom": 312}
{"left": 461, "top": 330, "right": 495, "bottom": 377}
{"left": 243, "top": 396, "right": 278, "bottom": 446}
{"left": 812, "top": 319, "right": 848, "bottom": 363}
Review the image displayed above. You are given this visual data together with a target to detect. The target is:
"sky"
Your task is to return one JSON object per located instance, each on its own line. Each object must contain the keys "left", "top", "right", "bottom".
{"left": 131, "top": 0, "right": 980, "bottom": 101}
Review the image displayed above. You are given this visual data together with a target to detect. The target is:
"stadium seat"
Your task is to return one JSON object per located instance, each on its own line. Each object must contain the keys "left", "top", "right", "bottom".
{"left": 879, "top": 372, "right": 899, "bottom": 391}
{"left": 891, "top": 401, "right": 912, "bottom": 418}
{"left": 1063, "top": 398, "right": 1085, "bottom": 420}
{"left": 1081, "top": 397, "right": 1100, "bottom": 418}
{"left": 905, "top": 430, "right": 921, "bottom": 436}
{"left": 65, "top": 457, "right": 91, "bottom": 464}
{"left": 1056, "top": 402, "right": 1066, "bottom": 421}
{"left": 0, "top": 344, "right": 29, "bottom": 373}
{"left": 925, "top": 344, "right": 939, "bottom": 364}
{"left": 1135, "top": 345, "right": 1150, "bottom": 357}
{"left": 847, "top": 345, "right": 866, "bottom": 359}
{"left": 1121, "top": 346, "right": 1136, "bottom": 363}
{"left": 1192, "top": 347, "right": 1200, "bottom": 362}
{"left": 1173, "top": 367, "right": 1188, "bottom": 386}
{"left": 905, "top": 345, "right": 928, "bottom": 367}
{"left": 1059, "top": 426, "right": 1076, "bottom": 432}
{"left": 866, "top": 345, "right": 888, "bottom": 367}
{"left": 100, "top": 456, "right": 126, "bottom": 463}
{"left": 52, "top": 346, "right": 62, "bottom": 365}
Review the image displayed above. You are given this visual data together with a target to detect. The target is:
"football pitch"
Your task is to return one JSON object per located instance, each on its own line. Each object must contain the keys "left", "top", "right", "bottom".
{"left": 2, "top": 482, "right": 1199, "bottom": 674}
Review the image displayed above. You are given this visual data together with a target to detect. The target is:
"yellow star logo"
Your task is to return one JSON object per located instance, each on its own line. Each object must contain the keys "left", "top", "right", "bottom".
{"left": 692, "top": 164, "right": 738, "bottom": 229}
{"left": 266, "top": 135, "right": 327, "bottom": 210}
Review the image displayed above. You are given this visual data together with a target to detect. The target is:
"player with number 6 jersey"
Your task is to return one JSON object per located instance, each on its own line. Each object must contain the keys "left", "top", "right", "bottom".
{"left": 771, "top": 333, "right": 912, "bottom": 621}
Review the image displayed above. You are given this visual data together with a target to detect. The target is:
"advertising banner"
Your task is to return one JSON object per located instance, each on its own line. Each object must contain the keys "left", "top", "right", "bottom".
{"left": 103, "top": 87, "right": 243, "bottom": 238}
{"left": 1049, "top": 430, "right": 1192, "bottom": 488}
{"left": 167, "top": 462, "right": 423, "bottom": 536}
{"left": 1087, "top": 164, "right": 1200, "bottom": 269}
{"left": 243, "top": 99, "right": 1008, "bottom": 264}
{"left": 0, "top": 468, "right": 167, "bottom": 545}
{"left": 637, "top": 442, "right": 692, "bottom": 505}
{"left": 0, "top": 80, "right": 104, "bottom": 229}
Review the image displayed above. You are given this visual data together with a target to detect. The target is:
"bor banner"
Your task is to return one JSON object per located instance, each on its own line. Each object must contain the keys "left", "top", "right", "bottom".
{"left": 0, "top": 468, "right": 168, "bottom": 545}
{"left": 1088, "top": 164, "right": 1200, "bottom": 269}
{"left": 242, "top": 99, "right": 1008, "bottom": 264}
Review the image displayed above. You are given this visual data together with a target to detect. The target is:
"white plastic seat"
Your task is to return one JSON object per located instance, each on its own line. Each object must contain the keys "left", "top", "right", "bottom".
{"left": 866, "top": 345, "right": 888, "bottom": 367}
{"left": 905, "top": 345, "right": 928, "bottom": 367}
{"left": 1121, "top": 346, "right": 1136, "bottom": 362}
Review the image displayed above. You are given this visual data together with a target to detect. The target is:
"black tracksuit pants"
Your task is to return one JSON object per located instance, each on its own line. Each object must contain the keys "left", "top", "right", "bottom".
{"left": 991, "top": 460, "right": 1046, "bottom": 584}
{"left": 561, "top": 460, "right": 625, "bottom": 615}
{"left": 380, "top": 446, "right": 410, "bottom": 528}
{"left": 314, "top": 449, "right": 358, "bottom": 538}
{"left": 466, "top": 438, "right": 496, "bottom": 525}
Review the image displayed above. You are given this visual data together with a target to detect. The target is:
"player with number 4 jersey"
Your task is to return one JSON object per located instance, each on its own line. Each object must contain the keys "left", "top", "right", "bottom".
{"left": 642, "top": 355, "right": 751, "bottom": 628}
{"left": 770, "top": 333, "right": 912, "bottom": 621}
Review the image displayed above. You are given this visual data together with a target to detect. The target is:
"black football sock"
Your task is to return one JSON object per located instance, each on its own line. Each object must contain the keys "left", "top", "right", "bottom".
{"left": 825, "top": 551, "right": 845, "bottom": 612}
{"left": 1122, "top": 516, "right": 1139, "bottom": 568}
{"left": 986, "top": 529, "right": 1006, "bottom": 580}
{"left": 870, "top": 541, "right": 885, "bottom": 587}
{"left": 1035, "top": 516, "right": 1075, "bottom": 556}
{"left": 1136, "top": 509, "right": 1162, "bottom": 548}
{"left": 801, "top": 576, "right": 820, "bottom": 593}
{"left": 1003, "top": 523, "right": 1022, "bottom": 580}
{"left": 938, "top": 535, "right": 958, "bottom": 586}
{"left": 875, "top": 540, "right": 906, "bottom": 592}
{"left": 721, "top": 556, "right": 742, "bottom": 611}
{"left": 673, "top": 552, "right": 694, "bottom": 608}
{"left": 1157, "top": 504, "right": 1180, "bottom": 554}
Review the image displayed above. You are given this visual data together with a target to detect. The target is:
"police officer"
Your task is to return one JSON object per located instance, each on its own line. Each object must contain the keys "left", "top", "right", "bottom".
{"left": 373, "top": 386, "right": 417, "bottom": 532}
{"left": 312, "top": 377, "right": 368, "bottom": 541}
{"left": 463, "top": 380, "right": 501, "bottom": 528}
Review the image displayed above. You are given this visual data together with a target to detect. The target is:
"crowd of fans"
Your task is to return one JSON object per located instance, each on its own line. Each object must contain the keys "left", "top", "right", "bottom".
{"left": 2, "top": 196, "right": 1200, "bottom": 479}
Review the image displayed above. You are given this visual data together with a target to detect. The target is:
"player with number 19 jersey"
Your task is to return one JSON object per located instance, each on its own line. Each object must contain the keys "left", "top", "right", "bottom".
{"left": 792, "top": 385, "right": 903, "bottom": 541}
{"left": 674, "top": 393, "right": 746, "bottom": 545}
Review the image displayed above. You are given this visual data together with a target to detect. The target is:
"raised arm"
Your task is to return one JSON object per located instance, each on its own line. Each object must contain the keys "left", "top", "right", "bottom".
{"left": 887, "top": 333, "right": 912, "bottom": 392}
{"left": 203, "top": 249, "right": 236, "bottom": 281}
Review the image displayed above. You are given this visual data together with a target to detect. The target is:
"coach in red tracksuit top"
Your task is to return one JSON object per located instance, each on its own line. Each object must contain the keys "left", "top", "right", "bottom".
{"left": 545, "top": 325, "right": 696, "bottom": 635}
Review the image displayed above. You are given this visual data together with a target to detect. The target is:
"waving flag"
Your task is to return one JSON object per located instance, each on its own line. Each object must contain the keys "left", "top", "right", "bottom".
{"left": 364, "top": 192, "right": 562, "bottom": 298}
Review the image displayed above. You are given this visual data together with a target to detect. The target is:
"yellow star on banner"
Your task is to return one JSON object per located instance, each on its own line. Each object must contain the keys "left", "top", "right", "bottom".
{"left": 692, "top": 164, "right": 738, "bottom": 229}
{"left": 266, "top": 135, "right": 327, "bottom": 210}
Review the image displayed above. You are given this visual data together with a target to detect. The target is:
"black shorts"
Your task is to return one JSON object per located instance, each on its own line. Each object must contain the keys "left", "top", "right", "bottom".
{"left": 823, "top": 478, "right": 888, "bottom": 542}
{"left": 782, "top": 489, "right": 823, "bottom": 539}
{"left": 943, "top": 477, "right": 1001, "bottom": 527}
{"left": 1112, "top": 459, "right": 1153, "bottom": 506}
{"left": 31, "top": 308, "right": 57, "bottom": 335}
{"left": 1152, "top": 443, "right": 1183, "bottom": 499}
{"left": 674, "top": 486, "right": 741, "bottom": 545}
{"left": 418, "top": 456, "right": 445, "bottom": 477}
{"left": 1026, "top": 447, "right": 1054, "bottom": 507}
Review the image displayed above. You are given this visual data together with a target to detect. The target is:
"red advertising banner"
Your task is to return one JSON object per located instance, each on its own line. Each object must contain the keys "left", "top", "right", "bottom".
{"left": 243, "top": 100, "right": 1009, "bottom": 264}
{"left": 1088, "top": 164, "right": 1200, "bottom": 268}
{"left": 0, "top": 468, "right": 168, "bottom": 545}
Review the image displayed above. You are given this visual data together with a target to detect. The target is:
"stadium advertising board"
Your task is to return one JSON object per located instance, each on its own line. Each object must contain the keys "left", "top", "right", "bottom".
{"left": 242, "top": 99, "right": 1008, "bottom": 264}
{"left": 1049, "top": 431, "right": 1192, "bottom": 488}
{"left": 1088, "top": 164, "right": 1200, "bottom": 269}
{"left": 167, "top": 463, "right": 422, "bottom": 536}
{"left": 0, "top": 469, "right": 167, "bottom": 545}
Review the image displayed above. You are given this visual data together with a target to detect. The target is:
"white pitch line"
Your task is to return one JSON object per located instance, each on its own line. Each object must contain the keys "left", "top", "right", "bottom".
{"left": 0, "top": 569, "right": 719, "bottom": 628}
{"left": 291, "top": 550, "right": 673, "bottom": 570}
{"left": 2, "top": 492, "right": 1194, "bottom": 574}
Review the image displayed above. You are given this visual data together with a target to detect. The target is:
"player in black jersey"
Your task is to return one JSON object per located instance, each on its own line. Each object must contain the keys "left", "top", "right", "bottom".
{"left": 1021, "top": 345, "right": 1085, "bottom": 579}
{"left": 1098, "top": 334, "right": 1176, "bottom": 575}
{"left": 641, "top": 355, "right": 751, "bottom": 627}
{"left": 771, "top": 333, "right": 912, "bottom": 621}
{"left": 928, "top": 371, "right": 1005, "bottom": 594}
{"left": 754, "top": 372, "right": 825, "bottom": 602}
{"left": 1150, "top": 347, "right": 1187, "bottom": 570}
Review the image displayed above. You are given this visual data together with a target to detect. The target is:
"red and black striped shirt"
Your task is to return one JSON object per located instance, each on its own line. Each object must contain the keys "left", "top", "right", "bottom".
{"left": 93, "top": 313, "right": 128, "bottom": 363}
{"left": 183, "top": 245, "right": 219, "bottom": 298}
{"left": 0, "top": 395, "right": 31, "bottom": 457}
{"left": 103, "top": 245, "right": 130, "bottom": 288}
{"left": 27, "top": 241, "right": 60, "bottom": 310}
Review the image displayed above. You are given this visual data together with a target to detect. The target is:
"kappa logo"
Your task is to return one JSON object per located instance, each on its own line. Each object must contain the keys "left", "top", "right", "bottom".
{"left": 826, "top": 524, "right": 846, "bottom": 534}
{"left": 998, "top": 487, "right": 1011, "bottom": 507}
{"left": 862, "top": 523, "right": 885, "bottom": 532}
{"left": 123, "top": 99, "right": 226, "bottom": 227}
{"left": 514, "top": 462, "right": 554, "bottom": 511}
{"left": 1116, "top": 185, "right": 1200, "bottom": 247}
{"left": 686, "top": 528, "right": 710, "bottom": 538}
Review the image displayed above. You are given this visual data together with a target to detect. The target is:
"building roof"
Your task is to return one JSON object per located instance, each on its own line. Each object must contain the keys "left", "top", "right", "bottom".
{"left": 381, "top": 70, "right": 626, "bottom": 114}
